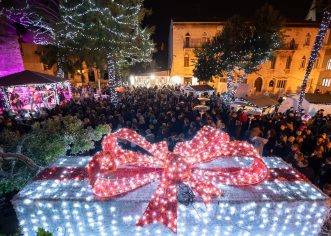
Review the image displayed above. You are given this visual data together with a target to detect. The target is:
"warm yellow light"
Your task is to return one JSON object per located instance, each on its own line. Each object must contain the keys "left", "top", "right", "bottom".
{"left": 171, "top": 76, "right": 182, "bottom": 84}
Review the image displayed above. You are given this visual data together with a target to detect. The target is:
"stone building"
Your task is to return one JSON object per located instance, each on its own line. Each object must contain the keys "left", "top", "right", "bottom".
{"left": 168, "top": 17, "right": 331, "bottom": 96}
{"left": 0, "top": 20, "right": 105, "bottom": 86}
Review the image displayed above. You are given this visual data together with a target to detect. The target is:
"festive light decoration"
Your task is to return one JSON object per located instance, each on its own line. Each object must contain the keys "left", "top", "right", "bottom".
{"left": 298, "top": 11, "right": 331, "bottom": 112}
{"left": 107, "top": 53, "right": 119, "bottom": 106}
{"left": 227, "top": 72, "right": 247, "bottom": 102}
{"left": 1, "top": 87, "right": 11, "bottom": 110}
{"left": 58, "top": 0, "right": 154, "bottom": 104}
{"left": 87, "top": 126, "right": 268, "bottom": 232}
{"left": 13, "top": 155, "right": 329, "bottom": 235}
{"left": 2, "top": 0, "right": 154, "bottom": 100}
{"left": 193, "top": 6, "right": 282, "bottom": 102}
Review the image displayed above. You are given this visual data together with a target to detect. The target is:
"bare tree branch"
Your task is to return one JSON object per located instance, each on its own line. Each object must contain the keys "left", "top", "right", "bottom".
{"left": 0, "top": 152, "right": 40, "bottom": 171}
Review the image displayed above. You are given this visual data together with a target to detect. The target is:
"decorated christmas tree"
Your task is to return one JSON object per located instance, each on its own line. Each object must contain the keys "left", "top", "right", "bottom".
{"left": 1, "top": 0, "right": 154, "bottom": 105}
{"left": 58, "top": 0, "right": 154, "bottom": 105}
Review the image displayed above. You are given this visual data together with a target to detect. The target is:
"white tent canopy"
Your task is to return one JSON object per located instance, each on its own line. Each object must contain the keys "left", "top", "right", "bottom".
{"left": 279, "top": 94, "right": 331, "bottom": 115}
{"left": 181, "top": 85, "right": 215, "bottom": 97}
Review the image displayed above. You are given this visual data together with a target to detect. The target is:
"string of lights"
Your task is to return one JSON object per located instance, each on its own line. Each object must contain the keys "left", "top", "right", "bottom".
{"left": 297, "top": 11, "right": 331, "bottom": 112}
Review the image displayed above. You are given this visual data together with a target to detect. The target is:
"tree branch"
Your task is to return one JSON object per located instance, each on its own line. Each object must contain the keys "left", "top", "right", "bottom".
{"left": 0, "top": 152, "right": 40, "bottom": 171}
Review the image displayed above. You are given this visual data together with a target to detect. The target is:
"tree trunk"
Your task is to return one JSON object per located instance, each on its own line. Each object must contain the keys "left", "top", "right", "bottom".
{"left": 1, "top": 87, "right": 11, "bottom": 110}
{"left": 229, "top": 72, "right": 247, "bottom": 102}
{"left": 225, "top": 70, "right": 234, "bottom": 102}
{"left": 56, "top": 52, "right": 65, "bottom": 79}
{"left": 107, "top": 52, "right": 119, "bottom": 106}
{"left": 297, "top": 11, "right": 331, "bottom": 112}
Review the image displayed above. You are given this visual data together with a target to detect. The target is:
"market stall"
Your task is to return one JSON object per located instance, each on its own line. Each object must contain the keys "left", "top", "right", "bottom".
{"left": 0, "top": 70, "right": 71, "bottom": 112}
{"left": 231, "top": 95, "right": 278, "bottom": 115}
{"left": 279, "top": 94, "right": 331, "bottom": 115}
{"left": 181, "top": 84, "right": 215, "bottom": 97}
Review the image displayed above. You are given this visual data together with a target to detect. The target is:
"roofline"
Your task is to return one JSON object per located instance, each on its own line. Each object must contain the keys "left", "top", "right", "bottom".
{"left": 171, "top": 19, "right": 324, "bottom": 28}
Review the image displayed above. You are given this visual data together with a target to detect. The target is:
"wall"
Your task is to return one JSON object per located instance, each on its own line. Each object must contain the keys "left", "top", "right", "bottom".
{"left": 0, "top": 36, "right": 24, "bottom": 77}
{"left": 21, "top": 43, "right": 54, "bottom": 75}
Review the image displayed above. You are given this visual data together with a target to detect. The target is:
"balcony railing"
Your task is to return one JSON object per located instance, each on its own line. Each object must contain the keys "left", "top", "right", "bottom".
{"left": 278, "top": 42, "right": 298, "bottom": 51}
{"left": 183, "top": 38, "right": 203, "bottom": 48}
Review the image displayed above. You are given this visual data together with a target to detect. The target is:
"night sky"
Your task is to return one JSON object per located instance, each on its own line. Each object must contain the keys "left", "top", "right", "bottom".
{"left": 143, "top": 0, "right": 313, "bottom": 67}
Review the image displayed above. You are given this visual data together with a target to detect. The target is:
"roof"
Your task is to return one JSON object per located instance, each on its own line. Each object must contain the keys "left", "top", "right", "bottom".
{"left": 134, "top": 70, "right": 170, "bottom": 77}
{"left": 170, "top": 0, "right": 313, "bottom": 22}
{"left": 245, "top": 95, "right": 279, "bottom": 108}
{"left": 0, "top": 70, "right": 67, "bottom": 87}
{"left": 171, "top": 19, "right": 322, "bottom": 28}
{"left": 188, "top": 85, "right": 215, "bottom": 91}
{"left": 305, "top": 93, "right": 331, "bottom": 104}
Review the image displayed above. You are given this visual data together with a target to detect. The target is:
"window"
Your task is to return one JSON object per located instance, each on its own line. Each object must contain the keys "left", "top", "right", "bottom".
{"left": 270, "top": 56, "right": 276, "bottom": 69}
{"left": 285, "top": 56, "right": 292, "bottom": 69}
{"left": 269, "top": 80, "right": 275, "bottom": 87}
{"left": 185, "top": 33, "right": 190, "bottom": 47}
{"left": 300, "top": 56, "right": 306, "bottom": 69}
{"left": 289, "top": 38, "right": 296, "bottom": 50}
{"left": 88, "top": 70, "right": 95, "bottom": 82}
{"left": 276, "top": 80, "right": 286, "bottom": 89}
{"left": 184, "top": 54, "right": 189, "bottom": 67}
{"left": 304, "top": 33, "right": 311, "bottom": 46}
{"left": 202, "top": 32, "right": 208, "bottom": 44}
{"left": 184, "top": 77, "right": 192, "bottom": 85}
{"left": 322, "top": 78, "right": 331, "bottom": 87}
{"left": 327, "top": 59, "right": 331, "bottom": 70}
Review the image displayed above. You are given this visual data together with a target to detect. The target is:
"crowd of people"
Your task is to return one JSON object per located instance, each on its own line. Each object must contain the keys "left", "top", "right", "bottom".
{"left": 0, "top": 85, "right": 331, "bottom": 194}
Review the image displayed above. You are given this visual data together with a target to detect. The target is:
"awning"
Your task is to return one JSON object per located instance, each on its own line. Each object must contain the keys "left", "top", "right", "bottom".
{"left": 245, "top": 95, "right": 278, "bottom": 108}
{"left": 0, "top": 70, "right": 67, "bottom": 87}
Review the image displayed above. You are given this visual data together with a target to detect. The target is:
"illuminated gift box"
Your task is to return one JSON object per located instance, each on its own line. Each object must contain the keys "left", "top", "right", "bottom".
{"left": 12, "top": 155, "right": 329, "bottom": 236}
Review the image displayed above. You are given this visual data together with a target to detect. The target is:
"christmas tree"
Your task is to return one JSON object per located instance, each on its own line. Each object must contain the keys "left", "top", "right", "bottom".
{"left": 59, "top": 0, "right": 154, "bottom": 105}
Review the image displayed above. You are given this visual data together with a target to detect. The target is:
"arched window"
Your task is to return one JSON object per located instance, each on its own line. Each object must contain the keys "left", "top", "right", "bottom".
{"left": 327, "top": 59, "right": 331, "bottom": 70}
{"left": 269, "top": 80, "right": 275, "bottom": 87}
{"left": 184, "top": 54, "right": 189, "bottom": 67}
{"left": 300, "top": 56, "right": 306, "bottom": 69}
{"left": 185, "top": 33, "right": 190, "bottom": 47}
{"left": 305, "top": 33, "right": 311, "bottom": 46}
{"left": 202, "top": 32, "right": 208, "bottom": 43}
{"left": 286, "top": 56, "right": 292, "bottom": 69}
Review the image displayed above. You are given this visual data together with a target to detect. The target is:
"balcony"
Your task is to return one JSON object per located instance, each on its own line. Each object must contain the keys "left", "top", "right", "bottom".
{"left": 277, "top": 42, "right": 298, "bottom": 51}
{"left": 183, "top": 38, "right": 203, "bottom": 48}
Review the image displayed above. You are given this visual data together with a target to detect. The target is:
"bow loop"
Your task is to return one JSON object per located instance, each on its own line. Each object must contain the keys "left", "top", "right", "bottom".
{"left": 88, "top": 126, "right": 268, "bottom": 233}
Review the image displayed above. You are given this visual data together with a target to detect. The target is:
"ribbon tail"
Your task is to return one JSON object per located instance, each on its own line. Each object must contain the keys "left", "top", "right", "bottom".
{"left": 187, "top": 173, "right": 222, "bottom": 205}
{"left": 199, "top": 158, "right": 268, "bottom": 185}
{"left": 136, "top": 181, "right": 178, "bottom": 233}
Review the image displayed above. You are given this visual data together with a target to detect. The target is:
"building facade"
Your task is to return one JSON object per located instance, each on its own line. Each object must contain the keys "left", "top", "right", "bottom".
{"left": 168, "top": 20, "right": 331, "bottom": 96}
{"left": 0, "top": 35, "right": 105, "bottom": 86}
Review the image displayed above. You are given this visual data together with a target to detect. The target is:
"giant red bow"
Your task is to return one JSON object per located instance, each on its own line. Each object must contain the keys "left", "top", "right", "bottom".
{"left": 88, "top": 126, "right": 268, "bottom": 233}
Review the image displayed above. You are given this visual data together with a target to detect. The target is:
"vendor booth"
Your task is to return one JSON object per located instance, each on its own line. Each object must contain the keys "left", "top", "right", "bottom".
{"left": 279, "top": 94, "right": 331, "bottom": 116}
{"left": 181, "top": 84, "right": 215, "bottom": 97}
{"left": 0, "top": 70, "right": 71, "bottom": 112}
{"left": 231, "top": 95, "right": 278, "bottom": 115}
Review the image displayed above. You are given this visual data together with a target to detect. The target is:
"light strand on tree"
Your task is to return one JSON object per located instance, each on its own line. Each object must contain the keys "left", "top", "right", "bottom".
{"left": 228, "top": 72, "right": 247, "bottom": 101}
{"left": 297, "top": 11, "right": 331, "bottom": 112}
{"left": 225, "top": 71, "right": 234, "bottom": 102}
{"left": 1, "top": 87, "right": 11, "bottom": 110}
{"left": 107, "top": 53, "right": 119, "bottom": 106}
